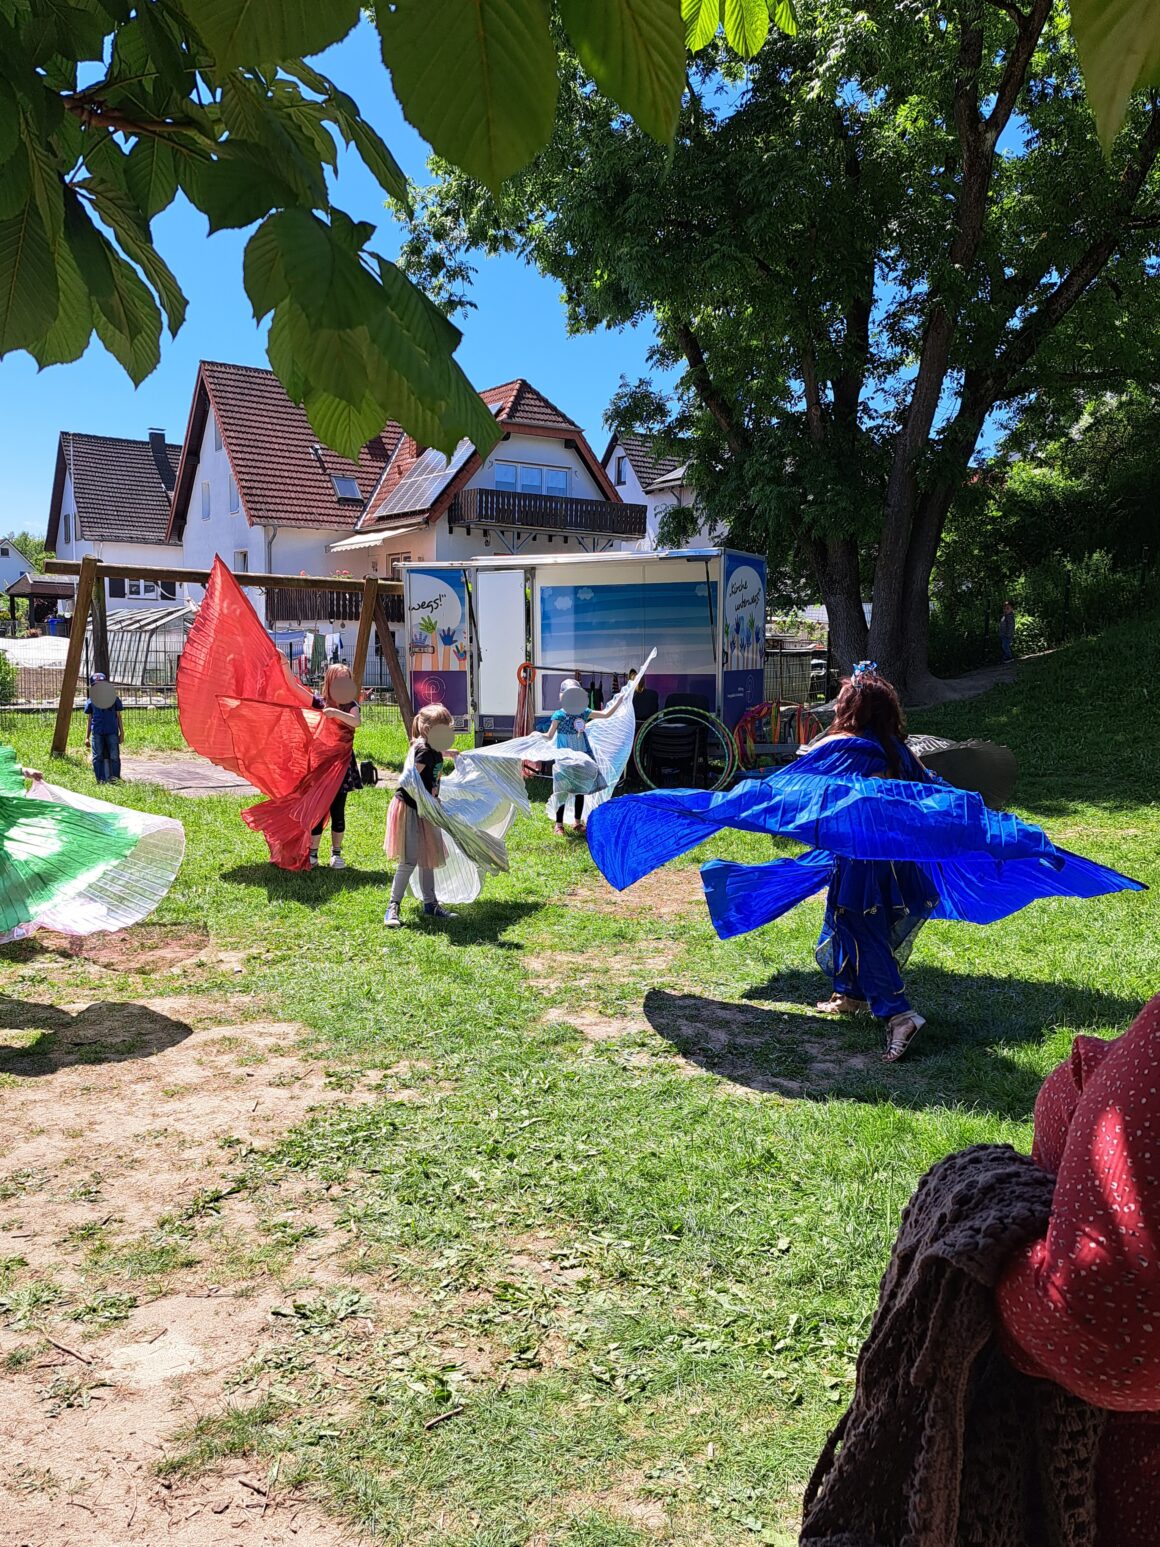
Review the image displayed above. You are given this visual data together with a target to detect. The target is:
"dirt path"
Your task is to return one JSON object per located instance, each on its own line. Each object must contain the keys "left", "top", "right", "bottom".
{"left": 0, "top": 932, "right": 393, "bottom": 1546}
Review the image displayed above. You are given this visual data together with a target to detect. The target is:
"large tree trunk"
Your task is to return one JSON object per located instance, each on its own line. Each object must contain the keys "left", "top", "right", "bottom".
{"left": 811, "top": 535, "right": 868, "bottom": 676}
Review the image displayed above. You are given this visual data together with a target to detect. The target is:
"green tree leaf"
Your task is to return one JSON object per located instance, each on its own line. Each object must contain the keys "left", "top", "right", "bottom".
{"left": 377, "top": 0, "right": 558, "bottom": 192}
{"left": 302, "top": 385, "right": 386, "bottom": 459}
{"left": 0, "top": 201, "right": 58, "bottom": 352}
{"left": 243, "top": 215, "right": 289, "bottom": 321}
{"left": 63, "top": 189, "right": 160, "bottom": 382}
{"left": 1071, "top": 0, "right": 1160, "bottom": 151}
{"left": 558, "top": 0, "right": 686, "bottom": 144}
{"left": 29, "top": 230, "right": 92, "bottom": 368}
{"left": 125, "top": 138, "right": 179, "bottom": 220}
{"left": 681, "top": 0, "right": 720, "bottom": 51}
{"left": 180, "top": 142, "right": 298, "bottom": 232}
{"left": 84, "top": 178, "right": 188, "bottom": 335}
{"left": 182, "top": 0, "right": 360, "bottom": 71}
{"left": 722, "top": 0, "right": 769, "bottom": 56}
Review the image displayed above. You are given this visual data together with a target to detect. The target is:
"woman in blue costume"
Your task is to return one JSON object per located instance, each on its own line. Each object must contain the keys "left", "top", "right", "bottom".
{"left": 587, "top": 665, "right": 1143, "bottom": 1063}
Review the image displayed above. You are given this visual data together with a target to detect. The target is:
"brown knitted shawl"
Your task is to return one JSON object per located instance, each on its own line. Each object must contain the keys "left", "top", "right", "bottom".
{"left": 800, "top": 1143, "right": 1105, "bottom": 1547}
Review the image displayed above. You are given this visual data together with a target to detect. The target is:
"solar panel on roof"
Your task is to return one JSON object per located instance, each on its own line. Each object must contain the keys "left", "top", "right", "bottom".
{"left": 374, "top": 438, "right": 475, "bottom": 517}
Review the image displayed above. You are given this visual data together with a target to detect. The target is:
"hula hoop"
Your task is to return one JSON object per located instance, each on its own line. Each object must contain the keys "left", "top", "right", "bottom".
{"left": 632, "top": 707, "right": 738, "bottom": 792}
{"left": 517, "top": 661, "right": 536, "bottom": 687}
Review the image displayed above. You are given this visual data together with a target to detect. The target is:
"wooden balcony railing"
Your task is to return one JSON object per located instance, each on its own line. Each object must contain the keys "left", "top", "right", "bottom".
{"left": 448, "top": 485, "right": 646, "bottom": 538}
{"left": 263, "top": 588, "right": 404, "bottom": 628}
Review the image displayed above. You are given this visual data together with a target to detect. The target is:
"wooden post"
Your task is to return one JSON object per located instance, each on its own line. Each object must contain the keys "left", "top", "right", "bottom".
{"left": 51, "top": 554, "right": 98, "bottom": 758}
{"left": 351, "top": 576, "right": 378, "bottom": 690}
{"left": 90, "top": 571, "right": 110, "bottom": 678}
{"left": 374, "top": 598, "right": 413, "bottom": 725}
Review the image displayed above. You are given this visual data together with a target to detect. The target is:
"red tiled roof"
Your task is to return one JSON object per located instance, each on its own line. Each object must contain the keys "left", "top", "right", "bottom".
{"left": 47, "top": 432, "right": 182, "bottom": 549}
{"left": 603, "top": 432, "right": 685, "bottom": 494}
{"left": 480, "top": 379, "right": 580, "bottom": 433}
{"left": 169, "top": 362, "right": 400, "bottom": 538}
{"left": 361, "top": 379, "right": 611, "bottom": 527}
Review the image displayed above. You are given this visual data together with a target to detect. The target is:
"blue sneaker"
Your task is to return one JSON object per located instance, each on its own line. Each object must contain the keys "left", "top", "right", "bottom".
{"left": 423, "top": 903, "right": 457, "bottom": 919}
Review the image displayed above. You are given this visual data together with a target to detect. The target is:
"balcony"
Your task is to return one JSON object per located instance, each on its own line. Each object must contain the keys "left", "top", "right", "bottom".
{"left": 448, "top": 486, "right": 647, "bottom": 539}
{"left": 263, "top": 588, "right": 404, "bottom": 628}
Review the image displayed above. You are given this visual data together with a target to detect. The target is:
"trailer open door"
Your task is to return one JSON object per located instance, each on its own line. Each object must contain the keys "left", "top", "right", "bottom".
{"left": 473, "top": 566, "right": 528, "bottom": 741}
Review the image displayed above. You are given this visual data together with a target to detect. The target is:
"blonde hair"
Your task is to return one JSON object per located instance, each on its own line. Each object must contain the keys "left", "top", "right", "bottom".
{"left": 321, "top": 664, "right": 356, "bottom": 705}
{"left": 412, "top": 702, "right": 453, "bottom": 741}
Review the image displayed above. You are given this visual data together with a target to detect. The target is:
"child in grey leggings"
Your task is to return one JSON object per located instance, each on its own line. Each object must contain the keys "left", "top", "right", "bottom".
{"left": 384, "top": 703, "right": 457, "bottom": 928}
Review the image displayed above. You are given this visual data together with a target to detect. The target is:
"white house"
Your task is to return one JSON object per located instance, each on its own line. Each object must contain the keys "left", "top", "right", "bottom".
{"left": 602, "top": 433, "right": 718, "bottom": 552}
{"left": 166, "top": 360, "right": 398, "bottom": 628}
{"left": 0, "top": 535, "right": 36, "bottom": 592}
{"left": 46, "top": 430, "right": 183, "bottom": 608}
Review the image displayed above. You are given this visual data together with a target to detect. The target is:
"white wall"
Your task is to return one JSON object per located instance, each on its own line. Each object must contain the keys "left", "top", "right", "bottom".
{"left": 55, "top": 471, "right": 179, "bottom": 610}
{"left": 0, "top": 538, "right": 35, "bottom": 590}
{"left": 604, "top": 440, "right": 718, "bottom": 552}
{"left": 179, "top": 408, "right": 257, "bottom": 601}
{"left": 471, "top": 432, "right": 603, "bottom": 499}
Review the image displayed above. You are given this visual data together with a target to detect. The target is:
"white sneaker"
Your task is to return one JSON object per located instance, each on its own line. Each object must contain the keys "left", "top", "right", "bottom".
{"left": 329, "top": 854, "right": 346, "bottom": 870}
{"left": 307, "top": 852, "right": 319, "bottom": 869}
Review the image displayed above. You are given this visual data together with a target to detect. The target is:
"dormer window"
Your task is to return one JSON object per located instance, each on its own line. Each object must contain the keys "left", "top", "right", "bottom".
{"left": 332, "top": 475, "right": 361, "bottom": 500}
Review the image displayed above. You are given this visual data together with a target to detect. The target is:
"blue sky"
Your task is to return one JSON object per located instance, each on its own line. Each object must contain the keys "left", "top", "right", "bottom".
{"left": 0, "top": 18, "right": 661, "bottom": 541}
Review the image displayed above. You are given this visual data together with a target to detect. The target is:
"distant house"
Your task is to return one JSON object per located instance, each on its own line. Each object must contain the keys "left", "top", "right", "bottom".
{"left": 602, "top": 433, "right": 718, "bottom": 552}
{"left": 166, "top": 360, "right": 399, "bottom": 626}
{"left": 334, "top": 379, "right": 645, "bottom": 581}
{"left": 46, "top": 431, "right": 182, "bottom": 608}
{"left": 0, "top": 535, "right": 36, "bottom": 592}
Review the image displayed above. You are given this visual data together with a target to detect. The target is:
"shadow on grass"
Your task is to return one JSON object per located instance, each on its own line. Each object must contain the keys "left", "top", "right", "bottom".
{"left": 220, "top": 862, "right": 391, "bottom": 902}
{"left": 398, "top": 900, "right": 543, "bottom": 947}
{"left": 643, "top": 968, "right": 1142, "bottom": 1118}
{"left": 0, "top": 995, "right": 192, "bottom": 1078}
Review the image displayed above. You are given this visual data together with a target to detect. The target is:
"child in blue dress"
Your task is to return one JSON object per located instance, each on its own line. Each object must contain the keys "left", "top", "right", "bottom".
{"left": 547, "top": 677, "right": 615, "bottom": 835}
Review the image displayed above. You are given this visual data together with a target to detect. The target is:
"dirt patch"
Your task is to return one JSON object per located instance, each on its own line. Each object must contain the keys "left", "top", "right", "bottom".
{"left": 119, "top": 752, "right": 259, "bottom": 798}
{"left": 0, "top": 1017, "right": 379, "bottom": 1243}
{"left": 542, "top": 1007, "right": 646, "bottom": 1043}
{"left": 640, "top": 989, "right": 876, "bottom": 1096}
{"left": 564, "top": 866, "right": 705, "bottom": 919}
{"left": 524, "top": 947, "right": 678, "bottom": 996}
{"left": 32, "top": 924, "right": 212, "bottom": 973}
{"left": 0, "top": 1010, "right": 400, "bottom": 1546}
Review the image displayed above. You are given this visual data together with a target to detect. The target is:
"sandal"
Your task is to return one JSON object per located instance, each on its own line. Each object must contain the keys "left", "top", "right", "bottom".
{"left": 883, "top": 1012, "right": 926, "bottom": 1063}
{"left": 816, "top": 994, "right": 871, "bottom": 1016}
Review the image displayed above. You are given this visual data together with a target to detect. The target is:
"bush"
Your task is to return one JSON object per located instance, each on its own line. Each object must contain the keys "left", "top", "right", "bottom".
{"left": 0, "top": 651, "right": 16, "bottom": 706}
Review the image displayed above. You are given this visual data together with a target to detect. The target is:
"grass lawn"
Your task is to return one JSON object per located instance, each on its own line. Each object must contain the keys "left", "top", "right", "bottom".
{"left": 0, "top": 612, "right": 1156, "bottom": 1545}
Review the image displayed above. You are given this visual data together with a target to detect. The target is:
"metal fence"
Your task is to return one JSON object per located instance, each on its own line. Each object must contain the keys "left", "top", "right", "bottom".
{"left": 764, "top": 646, "right": 834, "bottom": 704}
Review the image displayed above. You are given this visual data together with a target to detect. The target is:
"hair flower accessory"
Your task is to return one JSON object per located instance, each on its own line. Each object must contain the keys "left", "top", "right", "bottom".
{"left": 852, "top": 660, "right": 878, "bottom": 681}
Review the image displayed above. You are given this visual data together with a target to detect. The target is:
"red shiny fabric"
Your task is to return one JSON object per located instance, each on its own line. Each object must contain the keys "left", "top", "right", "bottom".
{"left": 177, "top": 559, "right": 353, "bottom": 870}
{"left": 997, "top": 993, "right": 1160, "bottom": 1545}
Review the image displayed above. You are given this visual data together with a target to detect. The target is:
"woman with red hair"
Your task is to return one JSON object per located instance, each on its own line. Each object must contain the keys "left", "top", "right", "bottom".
{"left": 588, "top": 662, "right": 1142, "bottom": 1064}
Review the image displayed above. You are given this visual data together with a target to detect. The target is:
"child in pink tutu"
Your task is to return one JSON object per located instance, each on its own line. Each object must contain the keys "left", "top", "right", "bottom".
{"left": 384, "top": 703, "right": 457, "bottom": 928}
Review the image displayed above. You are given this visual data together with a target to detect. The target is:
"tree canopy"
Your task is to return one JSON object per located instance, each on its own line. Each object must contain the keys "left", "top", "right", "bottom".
{"left": 0, "top": 0, "right": 801, "bottom": 462}
{"left": 403, "top": 1, "right": 1160, "bottom": 693}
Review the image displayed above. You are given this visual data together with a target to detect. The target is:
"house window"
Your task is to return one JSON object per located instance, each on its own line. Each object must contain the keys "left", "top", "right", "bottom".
{"left": 128, "top": 579, "right": 159, "bottom": 599}
{"left": 213, "top": 416, "right": 222, "bottom": 452}
{"left": 0, "top": 546, "right": 7, "bottom": 558}
{"left": 233, "top": 550, "right": 248, "bottom": 573}
{"left": 159, "top": 581, "right": 177, "bottom": 601}
{"left": 332, "top": 475, "right": 361, "bottom": 500}
{"left": 201, "top": 481, "right": 211, "bottom": 520}
{"left": 228, "top": 475, "right": 240, "bottom": 514}
{"left": 390, "top": 552, "right": 411, "bottom": 576}
{"left": 615, "top": 455, "right": 627, "bottom": 486}
{"left": 108, "top": 578, "right": 126, "bottom": 599}
{"left": 519, "top": 465, "right": 542, "bottom": 494}
{"left": 545, "top": 468, "right": 568, "bottom": 498}
{"left": 495, "top": 462, "right": 518, "bottom": 491}
{"left": 63, "top": 514, "right": 71, "bottom": 545}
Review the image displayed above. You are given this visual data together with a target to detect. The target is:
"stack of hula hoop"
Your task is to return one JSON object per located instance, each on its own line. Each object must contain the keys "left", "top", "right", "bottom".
{"left": 632, "top": 707, "right": 738, "bottom": 792}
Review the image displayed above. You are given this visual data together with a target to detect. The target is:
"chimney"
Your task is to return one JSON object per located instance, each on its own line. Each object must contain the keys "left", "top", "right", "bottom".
{"left": 148, "top": 427, "right": 176, "bottom": 492}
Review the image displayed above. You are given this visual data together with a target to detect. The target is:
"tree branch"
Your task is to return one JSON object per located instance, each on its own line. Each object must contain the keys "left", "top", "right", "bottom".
{"left": 671, "top": 319, "right": 750, "bottom": 458}
{"left": 987, "top": 102, "right": 1160, "bottom": 400}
